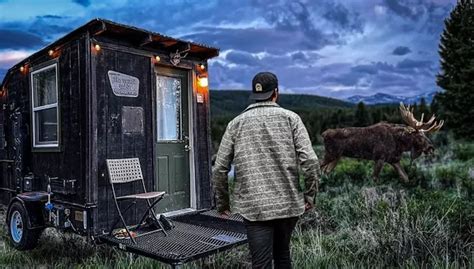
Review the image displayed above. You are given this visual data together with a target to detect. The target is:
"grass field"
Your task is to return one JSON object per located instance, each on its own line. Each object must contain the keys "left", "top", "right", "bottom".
{"left": 0, "top": 137, "right": 472, "bottom": 268}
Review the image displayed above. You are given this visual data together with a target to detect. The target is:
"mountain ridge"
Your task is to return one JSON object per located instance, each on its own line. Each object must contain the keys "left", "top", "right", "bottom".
{"left": 346, "top": 91, "right": 437, "bottom": 105}
{"left": 210, "top": 90, "right": 436, "bottom": 118}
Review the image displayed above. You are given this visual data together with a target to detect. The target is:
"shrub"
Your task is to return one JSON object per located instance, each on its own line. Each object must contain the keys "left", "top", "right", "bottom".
{"left": 452, "top": 143, "right": 474, "bottom": 161}
{"left": 430, "top": 131, "right": 450, "bottom": 148}
{"left": 434, "top": 163, "right": 465, "bottom": 189}
{"left": 433, "top": 160, "right": 474, "bottom": 198}
{"left": 320, "top": 159, "right": 373, "bottom": 189}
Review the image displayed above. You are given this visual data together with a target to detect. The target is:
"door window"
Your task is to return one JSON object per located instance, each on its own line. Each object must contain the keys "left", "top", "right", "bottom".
{"left": 156, "top": 75, "right": 181, "bottom": 141}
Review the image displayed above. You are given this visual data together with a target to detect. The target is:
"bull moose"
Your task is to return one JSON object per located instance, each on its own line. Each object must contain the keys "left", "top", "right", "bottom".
{"left": 320, "top": 103, "right": 444, "bottom": 182}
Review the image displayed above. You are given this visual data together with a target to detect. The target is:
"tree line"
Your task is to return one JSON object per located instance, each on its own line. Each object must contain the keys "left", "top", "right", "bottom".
{"left": 211, "top": 98, "right": 435, "bottom": 147}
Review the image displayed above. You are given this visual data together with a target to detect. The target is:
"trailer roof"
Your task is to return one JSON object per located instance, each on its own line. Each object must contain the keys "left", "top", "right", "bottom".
{"left": 1, "top": 18, "right": 220, "bottom": 88}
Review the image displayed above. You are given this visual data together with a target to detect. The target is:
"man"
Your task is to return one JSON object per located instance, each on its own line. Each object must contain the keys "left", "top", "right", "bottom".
{"left": 212, "top": 72, "right": 321, "bottom": 269}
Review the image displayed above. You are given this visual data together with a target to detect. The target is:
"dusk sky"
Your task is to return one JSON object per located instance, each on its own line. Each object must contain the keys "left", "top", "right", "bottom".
{"left": 0, "top": 0, "right": 456, "bottom": 98}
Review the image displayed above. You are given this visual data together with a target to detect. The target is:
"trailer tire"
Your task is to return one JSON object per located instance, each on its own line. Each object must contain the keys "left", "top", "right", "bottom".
{"left": 7, "top": 202, "right": 42, "bottom": 250}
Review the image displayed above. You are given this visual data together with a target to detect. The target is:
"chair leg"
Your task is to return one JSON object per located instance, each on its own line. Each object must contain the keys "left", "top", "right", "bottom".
{"left": 112, "top": 198, "right": 137, "bottom": 244}
{"left": 146, "top": 198, "right": 168, "bottom": 235}
{"left": 109, "top": 200, "right": 136, "bottom": 236}
{"left": 155, "top": 214, "right": 169, "bottom": 236}
{"left": 135, "top": 196, "right": 168, "bottom": 236}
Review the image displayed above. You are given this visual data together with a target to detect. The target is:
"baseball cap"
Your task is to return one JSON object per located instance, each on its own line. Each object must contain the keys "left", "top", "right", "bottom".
{"left": 249, "top": 72, "right": 278, "bottom": 100}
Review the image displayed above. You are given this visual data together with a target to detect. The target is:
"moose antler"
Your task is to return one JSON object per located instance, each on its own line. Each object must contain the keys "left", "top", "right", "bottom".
{"left": 399, "top": 102, "right": 444, "bottom": 133}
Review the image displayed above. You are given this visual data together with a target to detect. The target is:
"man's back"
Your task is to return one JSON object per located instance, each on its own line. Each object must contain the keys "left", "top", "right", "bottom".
{"left": 211, "top": 71, "right": 320, "bottom": 269}
{"left": 212, "top": 101, "right": 320, "bottom": 221}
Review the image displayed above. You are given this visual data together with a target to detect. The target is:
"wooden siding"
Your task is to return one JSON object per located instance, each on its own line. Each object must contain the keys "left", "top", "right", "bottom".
{"left": 94, "top": 46, "right": 154, "bottom": 233}
{"left": 0, "top": 38, "right": 87, "bottom": 205}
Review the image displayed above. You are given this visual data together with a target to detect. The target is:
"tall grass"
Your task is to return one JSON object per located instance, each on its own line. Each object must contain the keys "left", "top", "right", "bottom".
{"left": 0, "top": 137, "right": 472, "bottom": 268}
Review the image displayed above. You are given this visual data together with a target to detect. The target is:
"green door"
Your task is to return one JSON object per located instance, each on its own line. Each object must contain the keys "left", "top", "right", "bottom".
{"left": 154, "top": 67, "right": 190, "bottom": 213}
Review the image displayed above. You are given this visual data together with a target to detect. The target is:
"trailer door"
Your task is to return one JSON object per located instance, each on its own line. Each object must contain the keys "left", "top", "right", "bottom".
{"left": 154, "top": 67, "right": 190, "bottom": 213}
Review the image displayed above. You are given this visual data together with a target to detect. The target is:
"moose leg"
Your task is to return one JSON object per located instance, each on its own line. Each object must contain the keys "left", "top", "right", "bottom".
{"left": 391, "top": 162, "right": 409, "bottom": 182}
{"left": 372, "top": 160, "right": 384, "bottom": 182}
{"left": 320, "top": 159, "right": 329, "bottom": 173}
{"left": 325, "top": 158, "right": 340, "bottom": 173}
{"left": 320, "top": 156, "right": 334, "bottom": 173}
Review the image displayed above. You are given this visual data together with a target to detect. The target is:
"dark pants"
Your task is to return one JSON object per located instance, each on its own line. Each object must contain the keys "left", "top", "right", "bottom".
{"left": 244, "top": 217, "right": 299, "bottom": 269}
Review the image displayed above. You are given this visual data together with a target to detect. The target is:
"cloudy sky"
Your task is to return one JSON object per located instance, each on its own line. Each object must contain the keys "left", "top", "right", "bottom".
{"left": 0, "top": 0, "right": 455, "bottom": 98}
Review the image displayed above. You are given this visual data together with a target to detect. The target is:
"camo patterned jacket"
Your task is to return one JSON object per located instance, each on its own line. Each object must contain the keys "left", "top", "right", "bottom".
{"left": 212, "top": 101, "right": 321, "bottom": 221}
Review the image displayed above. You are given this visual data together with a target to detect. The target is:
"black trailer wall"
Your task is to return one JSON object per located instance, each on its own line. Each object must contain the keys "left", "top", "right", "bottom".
{"left": 94, "top": 45, "right": 154, "bottom": 233}
{"left": 0, "top": 38, "right": 87, "bottom": 205}
{"left": 29, "top": 39, "right": 87, "bottom": 203}
{"left": 91, "top": 41, "right": 214, "bottom": 233}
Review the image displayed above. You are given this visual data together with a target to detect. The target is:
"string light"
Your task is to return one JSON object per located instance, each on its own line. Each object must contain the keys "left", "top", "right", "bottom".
{"left": 94, "top": 44, "right": 101, "bottom": 51}
{"left": 48, "top": 50, "right": 54, "bottom": 56}
{"left": 199, "top": 64, "right": 205, "bottom": 71}
{"left": 155, "top": 55, "right": 161, "bottom": 62}
{"left": 198, "top": 75, "right": 208, "bottom": 88}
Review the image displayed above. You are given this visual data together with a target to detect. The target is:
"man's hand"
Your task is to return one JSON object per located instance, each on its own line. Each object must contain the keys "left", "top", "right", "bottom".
{"left": 304, "top": 202, "right": 313, "bottom": 212}
{"left": 219, "top": 210, "right": 231, "bottom": 218}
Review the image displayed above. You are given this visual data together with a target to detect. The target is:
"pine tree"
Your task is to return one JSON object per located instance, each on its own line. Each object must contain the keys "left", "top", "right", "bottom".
{"left": 430, "top": 94, "right": 441, "bottom": 116}
{"left": 436, "top": 0, "right": 474, "bottom": 139}
{"left": 371, "top": 109, "right": 383, "bottom": 124}
{"left": 354, "top": 102, "right": 371, "bottom": 127}
{"left": 418, "top": 97, "right": 430, "bottom": 117}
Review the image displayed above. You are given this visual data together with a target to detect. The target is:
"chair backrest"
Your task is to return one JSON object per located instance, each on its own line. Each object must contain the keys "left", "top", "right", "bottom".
{"left": 106, "top": 158, "right": 144, "bottom": 184}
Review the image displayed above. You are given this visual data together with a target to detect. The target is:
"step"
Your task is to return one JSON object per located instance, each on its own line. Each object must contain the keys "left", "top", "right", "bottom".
{"left": 99, "top": 210, "right": 247, "bottom": 266}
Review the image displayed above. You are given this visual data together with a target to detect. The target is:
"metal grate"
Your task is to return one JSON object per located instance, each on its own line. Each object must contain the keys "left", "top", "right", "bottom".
{"left": 106, "top": 158, "right": 143, "bottom": 184}
{"left": 100, "top": 211, "right": 247, "bottom": 264}
{"left": 172, "top": 212, "right": 246, "bottom": 235}
{"left": 200, "top": 210, "right": 245, "bottom": 222}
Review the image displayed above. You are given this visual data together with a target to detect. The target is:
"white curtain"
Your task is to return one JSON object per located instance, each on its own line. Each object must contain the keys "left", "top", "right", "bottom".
{"left": 156, "top": 75, "right": 181, "bottom": 141}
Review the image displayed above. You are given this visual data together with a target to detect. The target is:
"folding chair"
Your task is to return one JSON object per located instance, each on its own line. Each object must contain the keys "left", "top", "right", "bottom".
{"left": 106, "top": 158, "right": 167, "bottom": 243}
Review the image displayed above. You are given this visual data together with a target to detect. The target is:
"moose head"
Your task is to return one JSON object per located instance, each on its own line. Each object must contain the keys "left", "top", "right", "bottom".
{"left": 399, "top": 102, "right": 444, "bottom": 161}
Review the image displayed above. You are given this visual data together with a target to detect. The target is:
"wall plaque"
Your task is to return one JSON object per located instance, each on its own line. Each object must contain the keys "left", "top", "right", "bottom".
{"left": 108, "top": 71, "right": 139, "bottom": 97}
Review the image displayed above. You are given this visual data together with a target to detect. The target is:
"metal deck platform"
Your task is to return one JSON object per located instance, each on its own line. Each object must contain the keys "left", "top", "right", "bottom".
{"left": 99, "top": 210, "right": 247, "bottom": 266}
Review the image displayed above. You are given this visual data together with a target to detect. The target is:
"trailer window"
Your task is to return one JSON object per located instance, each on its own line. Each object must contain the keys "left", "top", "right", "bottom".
{"left": 30, "top": 63, "right": 59, "bottom": 148}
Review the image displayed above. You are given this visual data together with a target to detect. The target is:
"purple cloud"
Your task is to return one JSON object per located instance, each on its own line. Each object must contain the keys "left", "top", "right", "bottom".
{"left": 0, "top": 29, "right": 45, "bottom": 49}
{"left": 392, "top": 46, "right": 412, "bottom": 55}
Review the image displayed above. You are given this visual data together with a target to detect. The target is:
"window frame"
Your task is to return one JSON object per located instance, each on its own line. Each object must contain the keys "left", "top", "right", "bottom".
{"left": 30, "top": 62, "right": 60, "bottom": 150}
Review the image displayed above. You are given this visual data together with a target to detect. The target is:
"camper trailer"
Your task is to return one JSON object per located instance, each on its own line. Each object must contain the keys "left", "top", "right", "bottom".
{"left": 0, "top": 19, "right": 246, "bottom": 267}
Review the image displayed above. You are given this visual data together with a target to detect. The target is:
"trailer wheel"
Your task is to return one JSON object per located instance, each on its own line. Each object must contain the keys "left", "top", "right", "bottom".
{"left": 7, "top": 202, "right": 42, "bottom": 250}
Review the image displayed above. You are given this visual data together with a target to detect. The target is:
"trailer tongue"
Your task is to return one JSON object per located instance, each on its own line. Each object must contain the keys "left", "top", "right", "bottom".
{"left": 99, "top": 210, "right": 247, "bottom": 267}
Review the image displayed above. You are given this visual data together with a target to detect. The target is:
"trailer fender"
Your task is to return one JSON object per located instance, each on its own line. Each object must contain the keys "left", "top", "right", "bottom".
{"left": 7, "top": 195, "right": 46, "bottom": 230}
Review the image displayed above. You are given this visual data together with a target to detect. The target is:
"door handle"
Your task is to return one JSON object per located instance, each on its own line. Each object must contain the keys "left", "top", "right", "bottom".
{"left": 184, "top": 145, "right": 191, "bottom": 152}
